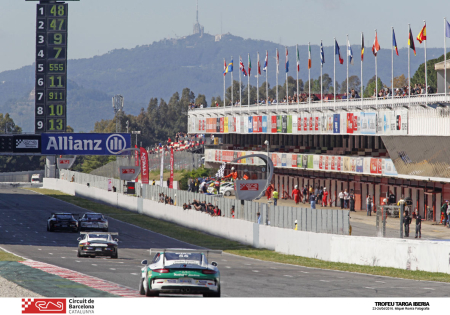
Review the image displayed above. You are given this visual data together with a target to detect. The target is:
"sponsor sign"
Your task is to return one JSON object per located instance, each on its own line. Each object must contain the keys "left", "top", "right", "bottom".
{"left": 22, "top": 298, "right": 66, "bottom": 314}
{"left": 239, "top": 183, "right": 259, "bottom": 191}
{"left": 360, "top": 112, "right": 377, "bottom": 135}
{"left": 271, "top": 115, "right": 277, "bottom": 133}
{"left": 262, "top": 115, "right": 268, "bottom": 133}
{"left": 107, "top": 178, "right": 112, "bottom": 191}
{"left": 13, "top": 135, "right": 41, "bottom": 153}
{"left": 169, "top": 147, "right": 174, "bottom": 188}
{"left": 120, "top": 166, "right": 140, "bottom": 181}
{"left": 333, "top": 114, "right": 340, "bottom": 133}
{"left": 41, "top": 133, "right": 131, "bottom": 155}
{"left": 140, "top": 147, "right": 149, "bottom": 184}
{"left": 57, "top": 158, "right": 75, "bottom": 170}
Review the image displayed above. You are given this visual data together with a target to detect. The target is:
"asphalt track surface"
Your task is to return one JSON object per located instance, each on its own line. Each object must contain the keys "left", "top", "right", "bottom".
{"left": 1, "top": 187, "right": 450, "bottom": 297}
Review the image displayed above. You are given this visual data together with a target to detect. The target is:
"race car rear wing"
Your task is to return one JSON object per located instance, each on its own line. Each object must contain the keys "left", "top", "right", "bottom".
{"left": 80, "top": 232, "right": 118, "bottom": 235}
{"left": 150, "top": 248, "right": 223, "bottom": 268}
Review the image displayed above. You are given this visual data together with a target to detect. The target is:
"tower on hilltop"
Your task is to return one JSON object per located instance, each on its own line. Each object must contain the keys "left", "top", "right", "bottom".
{"left": 193, "top": 0, "right": 204, "bottom": 37}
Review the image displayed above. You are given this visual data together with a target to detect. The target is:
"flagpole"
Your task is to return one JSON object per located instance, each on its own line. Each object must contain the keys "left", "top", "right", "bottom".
{"left": 346, "top": 34, "right": 349, "bottom": 110}
{"left": 391, "top": 27, "right": 394, "bottom": 106}
{"left": 334, "top": 37, "right": 336, "bottom": 106}
{"left": 276, "top": 48, "right": 279, "bottom": 106}
{"left": 408, "top": 24, "right": 411, "bottom": 103}
{"left": 296, "top": 44, "right": 299, "bottom": 108}
{"left": 257, "top": 52, "right": 259, "bottom": 108}
{"left": 248, "top": 53, "right": 250, "bottom": 106}
{"left": 375, "top": 30, "right": 378, "bottom": 107}
{"left": 286, "top": 47, "right": 288, "bottom": 105}
{"left": 424, "top": 20, "right": 428, "bottom": 104}
{"left": 223, "top": 58, "right": 226, "bottom": 113}
{"left": 308, "top": 42, "right": 311, "bottom": 111}
{"left": 239, "top": 55, "right": 242, "bottom": 107}
{"left": 445, "top": 18, "right": 448, "bottom": 97}
{"left": 361, "top": 32, "right": 363, "bottom": 106}
{"left": 231, "top": 56, "right": 233, "bottom": 107}
{"left": 321, "top": 40, "right": 323, "bottom": 110}
{"left": 266, "top": 50, "right": 268, "bottom": 107}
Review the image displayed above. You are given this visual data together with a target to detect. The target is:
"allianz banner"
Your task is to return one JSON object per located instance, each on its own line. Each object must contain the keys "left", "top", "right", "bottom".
{"left": 41, "top": 133, "right": 131, "bottom": 155}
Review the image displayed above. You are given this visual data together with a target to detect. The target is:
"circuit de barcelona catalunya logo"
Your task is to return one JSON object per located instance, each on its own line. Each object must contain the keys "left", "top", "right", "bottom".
{"left": 22, "top": 299, "right": 66, "bottom": 314}
{"left": 41, "top": 133, "right": 131, "bottom": 156}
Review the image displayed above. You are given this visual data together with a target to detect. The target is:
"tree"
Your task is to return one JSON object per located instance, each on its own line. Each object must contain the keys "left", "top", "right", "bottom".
{"left": 392, "top": 74, "right": 408, "bottom": 89}
{"left": 225, "top": 80, "right": 244, "bottom": 105}
{"left": 280, "top": 76, "right": 298, "bottom": 99}
{"left": 211, "top": 96, "right": 223, "bottom": 107}
{"left": 242, "top": 85, "right": 257, "bottom": 105}
{"left": 364, "top": 75, "right": 384, "bottom": 98}
{"left": 340, "top": 75, "right": 361, "bottom": 94}
{"left": 195, "top": 94, "right": 207, "bottom": 107}
{"left": 411, "top": 52, "right": 450, "bottom": 90}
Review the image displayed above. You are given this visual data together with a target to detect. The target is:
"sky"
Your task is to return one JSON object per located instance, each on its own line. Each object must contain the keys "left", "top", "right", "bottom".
{"left": 0, "top": 0, "right": 449, "bottom": 72}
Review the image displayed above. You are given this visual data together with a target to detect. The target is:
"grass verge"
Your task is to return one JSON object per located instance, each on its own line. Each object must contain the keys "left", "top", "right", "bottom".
{"left": 0, "top": 249, "right": 23, "bottom": 262}
{"left": 26, "top": 187, "right": 450, "bottom": 283}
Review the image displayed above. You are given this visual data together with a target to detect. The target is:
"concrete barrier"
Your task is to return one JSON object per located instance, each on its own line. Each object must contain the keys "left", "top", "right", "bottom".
{"left": 43, "top": 178, "right": 450, "bottom": 274}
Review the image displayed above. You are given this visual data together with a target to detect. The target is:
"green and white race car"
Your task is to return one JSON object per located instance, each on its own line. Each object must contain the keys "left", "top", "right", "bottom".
{"left": 139, "top": 248, "right": 222, "bottom": 297}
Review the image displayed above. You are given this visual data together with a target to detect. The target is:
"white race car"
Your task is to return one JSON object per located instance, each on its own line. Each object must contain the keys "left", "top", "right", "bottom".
{"left": 77, "top": 232, "right": 119, "bottom": 259}
{"left": 139, "top": 248, "right": 222, "bottom": 297}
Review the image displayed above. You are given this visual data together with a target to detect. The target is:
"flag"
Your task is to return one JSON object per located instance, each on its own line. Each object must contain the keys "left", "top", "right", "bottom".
{"left": 409, "top": 27, "right": 416, "bottom": 56}
{"left": 417, "top": 24, "right": 426, "bottom": 44}
{"left": 239, "top": 56, "right": 247, "bottom": 76}
{"left": 335, "top": 40, "right": 343, "bottom": 64}
{"left": 361, "top": 33, "right": 365, "bottom": 61}
{"left": 372, "top": 32, "right": 380, "bottom": 56}
{"left": 285, "top": 48, "right": 289, "bottom": 72}
{"left": 276, "top": 49, "right": 279, "bottom": 74}
{"left": 263, "top": 51, "right": 268, "bottom": 72}
{"left": 296, "top": 45, "right": 300, "bottom": 72}
{"left": 446, "top": 20, "right": 450, "bottom": 38}
{"left": 393, "top": 29, "right": 399, "bottom": 56}
{"left": 248, "top": 55, "right": 251, "bottom": 76}
{"left": 348, "top": 39, "right": 353, "bottom": 65}
{"left": 223, "top": 59, "right": 227, "bottom": 75}
{"left": 308, "top": 43, "right": 311, "bottom": 69}
{"left": 320, "top": 41, "right": 325, "bottom": 65}
{"left": 257, "top": 53, "right": 261, "bottom": 75}
{"left": 227, "top": 59, "right": 233, "bottom": 72}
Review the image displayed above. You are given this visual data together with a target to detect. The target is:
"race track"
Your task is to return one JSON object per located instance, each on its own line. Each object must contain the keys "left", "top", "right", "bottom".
{"left": 1, "top": 187, "right": 449, "bottom": 297}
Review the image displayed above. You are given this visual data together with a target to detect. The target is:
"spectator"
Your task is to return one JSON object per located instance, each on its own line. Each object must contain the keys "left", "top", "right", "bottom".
{"left": 343, "top": 189, "right": 349, "bottom": 208}
{"left": 302, "top": 186, "right": 308, "bottom": 204}
{"left": 294, "top": 219, "right": 298, "bottom": 230}
{"left": 403, "top": 210, "right": 411, "bottom": 237}
{"left": 272, "top": 188, "right": 279, "bottom": 206}
{"left": 441, "top": 200, "right": 448, "bottom": 226}
{"left": 310, "top": 192, "right": 316, "bottom": 210}
{"left": 339, "top": 190, "right": 344, "bottom": 209}
{"left": 152, "top": 179, "right": 155, "bottom": 186}
{"left": 231, "top": 205, "right": 235, "bottom": 218}
{"left": 447, "top": 205, "right": 450, "bottom": 228}
{"left": 366, "top": 194, "right": 372, "bottom": 216}
{"left": 415, "top": 209, "right": 422, "bottom": 238}
{"left": 167, "top": 178, "right": 170, "bottom": 188}
{"left": 257, "top": 212, "right": 261, "bottom": 224}
{"left": 322, "top": 187, "right": 328, "bottom": 207}
{"left": 389, "top": 191, "right": 396, "bottom": 205}
{"left": 292, "top": 185, "right": 301, "bottom": 204}
{"left": 71, "top": 175, "right": 75, "bottom": 182}
{"left": 317, "top": 186, "right": 323, "bottom": 206}
{"left": 349, "top": 189, "right": 355, "bottom": 212}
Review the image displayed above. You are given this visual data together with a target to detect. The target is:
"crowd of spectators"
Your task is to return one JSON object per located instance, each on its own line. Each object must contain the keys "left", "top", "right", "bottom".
{"left": 148, "top": 133, "right": 204, "bottom": 155}
{"left": 183, "top": 199, "right": 223, "bottom": 217}
{"left": 372, "top": 83, "right": 435, "bottom": 98}
{"left": 158, "top": 192, "right": 174, "bottom": 205}
{"left": 189, "top": 102, "right": 205, "bottom": 110}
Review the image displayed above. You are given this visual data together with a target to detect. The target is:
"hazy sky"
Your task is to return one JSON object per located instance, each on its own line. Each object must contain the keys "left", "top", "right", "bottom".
{"left": 0, "top": 0, "right": 449, "bottom": 72}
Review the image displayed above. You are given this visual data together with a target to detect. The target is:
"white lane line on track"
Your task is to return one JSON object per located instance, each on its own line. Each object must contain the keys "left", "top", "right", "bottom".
{"left": 284, "top": 275, "right": 293, "bottom": 278}
{"left": 222, "top": 260, "right": 227, "bottom": 262}
{"left": 365, "top": 287, "right": 376, "bottom": 289}
{"left": 423, "top": 288, "right": 435, "bottom": 290}
{"left": 130, "top": 273, "right": 138, "bottom": 276}
{"left": 244, "top": 263, "right": 252, "bottom": 266}
{"left": 375, "top": 281, "right": 385, "bottom": 283}
{"left": 270, "top": 267, "right": 277, "bottom": 269}
{"left": 300, "top": 271, "right": 309, "bottom": 274}
{"left": 76, "top": 261, "right": 81, "bottom": 263}
{"left": 61, "top": 257, "right": 65, "bottom": 259}
{"left": 319, "top": 280, "right": 330, "bottom": 282}
{"left": 225, "top": 266, "right": 231, "bottom": 269}
{"left": 38, "top": 249, "right": 42, "bottom": 251}
{"left": 110, "top": 268, "right": 116, "bottom": 270}
{"left": 92, "top": 264, "right": 97, "bottom": 266}
{"left": 48, "top": 253, "right": 53, "bottom": 255}
{"left": 252, "top": 270, "right": 259, "bottom": 273}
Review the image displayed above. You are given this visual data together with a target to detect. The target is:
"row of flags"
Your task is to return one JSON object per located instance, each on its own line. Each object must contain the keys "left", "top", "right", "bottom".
{"left": 223, "top": 21, "right": 450, "bottom": 77}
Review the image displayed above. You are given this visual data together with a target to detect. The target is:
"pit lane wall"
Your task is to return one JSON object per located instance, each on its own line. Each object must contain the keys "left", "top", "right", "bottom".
{"left": 43, "top": 178, "right": 450, "bottom": 274}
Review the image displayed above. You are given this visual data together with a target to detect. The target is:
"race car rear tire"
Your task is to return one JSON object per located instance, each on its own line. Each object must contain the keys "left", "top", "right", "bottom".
{"left": 48, "top": 224, "right": 54, "bottom": 232}
{"left": 139, "top": 279, "right": 145, "bottom": 295}
{"left": 204, "top": 286, "right": 221, "bottom": 298}
{"left": 111, "top": 250, "right": 118, "bottom": 259}
{"left": 77, "top": 250, "right": 81, "bottom": 257}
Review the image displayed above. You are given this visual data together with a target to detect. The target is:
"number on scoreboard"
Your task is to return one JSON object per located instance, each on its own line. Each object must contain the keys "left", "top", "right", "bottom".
{"left": 35, "top": 2, "right": 68, "bottom": 133}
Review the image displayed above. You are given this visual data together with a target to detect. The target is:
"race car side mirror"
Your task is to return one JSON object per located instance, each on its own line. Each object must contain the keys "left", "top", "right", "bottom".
{"left": 141, "top": 260, "right": 148, "bottom": 265}
{"left": 77, "top": 237, "right": 81, "bottom": 241}
{"left": 211, "top": 262, "right": 218, "bottom": 267}
{"left": 114, "top": 238, "right": 119, "bottom": 242}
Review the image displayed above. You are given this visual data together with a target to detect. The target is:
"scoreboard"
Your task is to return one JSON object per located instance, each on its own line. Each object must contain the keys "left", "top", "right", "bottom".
{"left": 34, "top": 1, "right": 69, "bottom": 133}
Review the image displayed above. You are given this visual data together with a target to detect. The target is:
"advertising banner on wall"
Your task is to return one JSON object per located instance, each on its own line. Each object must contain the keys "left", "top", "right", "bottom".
{"left": 333, "top": 114, "right": 340, "bottom": 133}
{"left": 262, "top": 116, "right": 268, "bottom": 133}
{"left": 140, "top": 147, "right": 149, "bottom": 184}
{"left": 224, "top": 117, "right": 229, "bottom": 133}
{"left": 248, "top": 116, "right": 253, "bottom": 133}
{"left": 360, "top": 112, "right": 377, "bottom": 135}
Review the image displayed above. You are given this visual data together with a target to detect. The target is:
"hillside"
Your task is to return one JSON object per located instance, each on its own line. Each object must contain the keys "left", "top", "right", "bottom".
{"left": 0, "top": 32, "right": 444, "bottom": 132}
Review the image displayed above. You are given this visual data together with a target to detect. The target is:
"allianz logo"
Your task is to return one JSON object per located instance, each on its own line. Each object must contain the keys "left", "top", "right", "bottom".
{"left": 46, "top": 134, "right": 126, "bottom": 154}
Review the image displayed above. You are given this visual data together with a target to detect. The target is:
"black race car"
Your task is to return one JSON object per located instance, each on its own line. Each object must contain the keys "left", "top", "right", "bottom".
{"left": 78, "top": 212, "right": 109, "bottom": 232}
{"left": 47, "top": 213, "right": 78, "bottom": 232}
